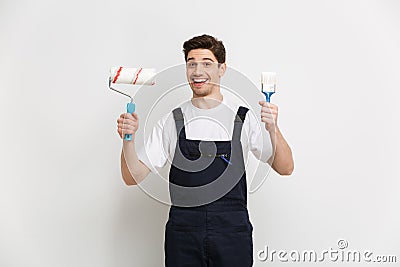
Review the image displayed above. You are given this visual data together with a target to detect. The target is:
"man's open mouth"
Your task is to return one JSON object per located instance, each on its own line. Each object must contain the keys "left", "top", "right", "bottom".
{"left": 192, "top": 78, "right": 208, "bottom": 87}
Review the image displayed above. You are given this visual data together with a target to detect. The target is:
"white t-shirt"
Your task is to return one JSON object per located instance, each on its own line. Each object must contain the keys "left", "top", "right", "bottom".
{"left": 137, "top": 96, "right": 273, "bottom": 174}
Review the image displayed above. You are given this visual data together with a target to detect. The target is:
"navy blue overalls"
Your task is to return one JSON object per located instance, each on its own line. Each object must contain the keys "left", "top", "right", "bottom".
{"left": 164, "top": 106, "right": 253, "bottom": 267}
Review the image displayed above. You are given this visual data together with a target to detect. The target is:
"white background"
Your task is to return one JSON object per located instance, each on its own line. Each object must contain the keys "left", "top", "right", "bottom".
{"left": 1, "top": 0, "right": 399, "bottom": 266}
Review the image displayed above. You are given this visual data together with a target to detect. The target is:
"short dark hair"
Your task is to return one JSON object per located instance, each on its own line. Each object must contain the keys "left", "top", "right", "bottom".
{"left": 183, "top": 34, "right": 226, "bottom": 63}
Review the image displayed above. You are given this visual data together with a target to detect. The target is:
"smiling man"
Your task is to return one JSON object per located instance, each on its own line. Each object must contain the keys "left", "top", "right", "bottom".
{"left": 186, "top": 48, "right": 225, "bottom": 99}
{"left": 117, "top": 34, "right": 294, "bottom": 266}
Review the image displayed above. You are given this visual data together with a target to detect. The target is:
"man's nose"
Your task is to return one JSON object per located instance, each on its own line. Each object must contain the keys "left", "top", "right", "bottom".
{"left": 193, "top": 64, "right": 205, "bottom": 75}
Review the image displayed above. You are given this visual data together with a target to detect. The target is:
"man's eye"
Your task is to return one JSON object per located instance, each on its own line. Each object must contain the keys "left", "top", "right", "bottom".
{"left": 204, "top": 62, "right": 212, "bottom": 67}
{"left": 187, "top": 62, "right": 196, "bottom": 68}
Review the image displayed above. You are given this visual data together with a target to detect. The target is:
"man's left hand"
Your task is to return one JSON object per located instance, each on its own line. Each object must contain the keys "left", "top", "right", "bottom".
{"left": 258, "top": 101, "right": 278, "bottom": 133}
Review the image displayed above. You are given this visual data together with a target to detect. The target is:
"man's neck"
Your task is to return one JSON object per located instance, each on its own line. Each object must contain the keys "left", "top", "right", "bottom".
{"left": 191, "top": 93, "right": 223, "bottom": 109}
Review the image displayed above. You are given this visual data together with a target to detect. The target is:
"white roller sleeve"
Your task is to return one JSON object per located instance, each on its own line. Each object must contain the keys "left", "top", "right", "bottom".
{"left": 110, "top": 67, "right": 156, "bottom": 85}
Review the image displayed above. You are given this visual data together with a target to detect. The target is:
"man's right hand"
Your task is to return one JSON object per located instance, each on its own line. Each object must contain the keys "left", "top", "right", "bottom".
{"left": 117, "top": 112, "right": 139, "bottom": 139}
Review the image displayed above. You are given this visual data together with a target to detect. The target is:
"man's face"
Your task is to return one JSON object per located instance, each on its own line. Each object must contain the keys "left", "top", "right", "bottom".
{"left": 186, "top": 49, "right": 226, "bottom": 98}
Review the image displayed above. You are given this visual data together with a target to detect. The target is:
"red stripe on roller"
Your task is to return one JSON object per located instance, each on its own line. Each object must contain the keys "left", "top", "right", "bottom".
{"left": 112, "top": 67, "right": 123, "bottom": 83}
{"left": 133, "top": 68, "right": 143, "bottom": 84}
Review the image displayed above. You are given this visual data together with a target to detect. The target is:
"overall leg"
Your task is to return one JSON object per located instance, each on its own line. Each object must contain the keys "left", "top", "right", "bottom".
{"left": 207, "top": 210, "right": 253, "bottom": 267}
{"left": 164, "top": 208, "right": 208, "bottom": 267}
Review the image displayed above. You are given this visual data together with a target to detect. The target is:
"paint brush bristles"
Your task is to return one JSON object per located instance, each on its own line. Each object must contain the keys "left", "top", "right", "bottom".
{"left": 261, "top": 72, "right": 276, "bottom": 93}
{"left": 261, "top": 72, "right": 277, "bottom": 102}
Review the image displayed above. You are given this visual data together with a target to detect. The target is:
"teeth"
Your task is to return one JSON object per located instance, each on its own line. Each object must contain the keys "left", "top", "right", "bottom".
{"left": 193, "top": 78, "right": 207, "bottom": 83}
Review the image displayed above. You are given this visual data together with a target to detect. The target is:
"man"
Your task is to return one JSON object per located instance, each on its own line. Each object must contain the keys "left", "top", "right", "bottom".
{"left": 117, "top": 34, "right": 294, "bottom": 266}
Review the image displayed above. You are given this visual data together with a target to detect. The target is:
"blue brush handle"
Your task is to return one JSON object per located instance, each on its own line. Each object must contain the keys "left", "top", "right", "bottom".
{"left": 124, "top": 102, "right": 136, "bottom": 141}
{"left": 263, "top": 92, "right": 275, "bottom": 102}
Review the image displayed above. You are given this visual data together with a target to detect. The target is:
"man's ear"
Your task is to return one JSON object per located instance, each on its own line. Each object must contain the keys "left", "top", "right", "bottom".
{"left": 218, "top": 63, "right": 226, "bottom": 77}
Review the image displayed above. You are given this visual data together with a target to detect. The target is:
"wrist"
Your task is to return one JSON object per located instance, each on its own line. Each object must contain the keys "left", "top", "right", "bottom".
{"left": 123, "top": 138, "right": 135, "bottom": 147}
{"left": 266, "top": 124, "right": 279, "bottom": 135}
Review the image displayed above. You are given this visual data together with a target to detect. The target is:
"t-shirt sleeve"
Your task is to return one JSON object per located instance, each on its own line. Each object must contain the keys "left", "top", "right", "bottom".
{"left": 137, "top": 113, "right": 175, "bottom": 174}
{"left": 246, "top": 109, "right": 273, "bottom": 163}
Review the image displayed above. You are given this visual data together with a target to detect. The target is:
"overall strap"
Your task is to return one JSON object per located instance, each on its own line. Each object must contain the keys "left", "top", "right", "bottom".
{"left": 172, "top": 107, "right": 186, "bottom": 139}
{"left": 232, "top": 106, "right": 249, "bottom": 141}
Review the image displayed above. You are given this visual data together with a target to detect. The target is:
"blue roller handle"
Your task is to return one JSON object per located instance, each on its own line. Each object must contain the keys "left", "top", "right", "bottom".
{"left": 124, "top": 102, "right": 136, "bottom": 141}
{"left": 263, "top": 92, "right": 275, "bottom": 103}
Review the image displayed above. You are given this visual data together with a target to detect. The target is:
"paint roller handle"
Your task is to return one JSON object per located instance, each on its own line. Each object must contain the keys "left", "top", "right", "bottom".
{"left": 124, "top": 102, "right": 136, "bottom": 141}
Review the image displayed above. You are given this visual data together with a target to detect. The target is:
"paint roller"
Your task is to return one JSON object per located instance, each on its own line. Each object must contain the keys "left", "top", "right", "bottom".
{"left": 109, "top": 66, "right": 156, "bottom": 140}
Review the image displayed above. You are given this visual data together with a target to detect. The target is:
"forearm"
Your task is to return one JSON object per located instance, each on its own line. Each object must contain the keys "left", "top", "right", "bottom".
{"left": 269, "top": 127, "right": 294, "bottom": 175}
{"left": 121, "top": 140, "right": 150, "bottom": 185}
